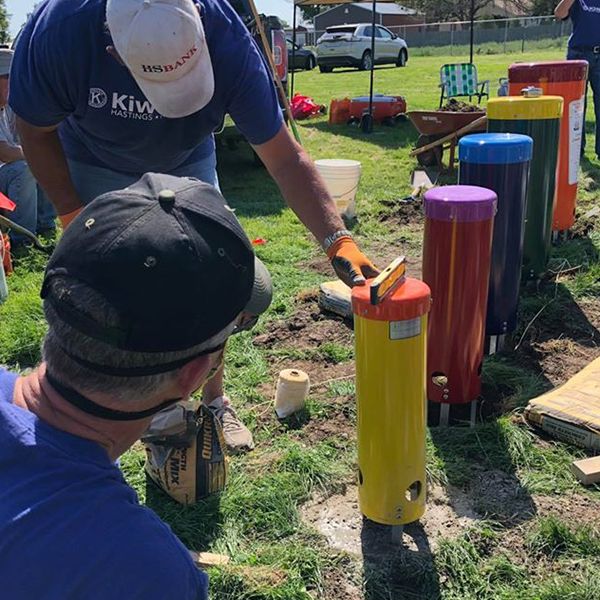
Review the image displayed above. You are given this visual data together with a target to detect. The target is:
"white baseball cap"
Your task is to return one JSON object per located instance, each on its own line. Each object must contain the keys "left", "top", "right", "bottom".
{"left": 106, "top": 0, "right": 214, "bottom": 119}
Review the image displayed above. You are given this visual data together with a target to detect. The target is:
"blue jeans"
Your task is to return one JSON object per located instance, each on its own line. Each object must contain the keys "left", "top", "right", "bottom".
{"left": 0, "top": 160, "right": 56, "bottom": 244}
{"left": 67, "top": 152, "right": 220, "bottom": 206}
{"left": 567, "top": 48, "right": 600, "bottom": 157}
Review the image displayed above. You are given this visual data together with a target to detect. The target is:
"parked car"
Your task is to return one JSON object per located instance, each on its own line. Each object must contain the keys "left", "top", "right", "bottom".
{"left": 287, "top": 39, "right": 317, "bottom": 71}
{"left": 316, "top": 24, "right": 408, "bottom": 73}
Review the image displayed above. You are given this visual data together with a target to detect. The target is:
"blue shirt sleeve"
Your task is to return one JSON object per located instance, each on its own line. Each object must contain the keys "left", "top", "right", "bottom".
{"left": 226, "top": 40, "right": 284, "bottom": 145}
{"left": 10, "top": 14, "right": 79, "bottom": 126}
{"left": 206, "top": 1, "right": 284, "bottom": 146}
{"left": 101, "top": 506, "right": 209, "bottom": 600}
{"left": 0, "top": 369, "right": 17, "bottom": 404}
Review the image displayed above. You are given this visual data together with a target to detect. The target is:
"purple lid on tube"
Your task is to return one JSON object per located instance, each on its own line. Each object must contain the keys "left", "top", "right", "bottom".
{"left": 424, "top": 185, "right": 497, "bottom": 223}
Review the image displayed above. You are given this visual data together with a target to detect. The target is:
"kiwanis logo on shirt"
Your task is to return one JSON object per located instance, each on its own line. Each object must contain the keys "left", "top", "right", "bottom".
{"left": 88, "top": 88, "right": 163, "bottom": 121}
{"left": 580, "top": 0, "right": 600, "bottom": 11}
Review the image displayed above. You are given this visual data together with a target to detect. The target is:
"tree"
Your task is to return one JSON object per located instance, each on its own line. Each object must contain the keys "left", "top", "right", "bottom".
{"left": 529, "top": 0, "right": 558, "bottom": 15}
{"left": 403, "top": 0, "right": 494, "bottom": 21}
{"left": 0, "top": 0, "right": 10, "bottom": 45}
{"left": 298, "top": 5, "right": 325, "bottom": 21}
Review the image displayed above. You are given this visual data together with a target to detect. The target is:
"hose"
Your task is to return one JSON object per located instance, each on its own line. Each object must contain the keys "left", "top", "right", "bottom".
{"left": 0, "top": 215, "right": 52, "bottom": 253}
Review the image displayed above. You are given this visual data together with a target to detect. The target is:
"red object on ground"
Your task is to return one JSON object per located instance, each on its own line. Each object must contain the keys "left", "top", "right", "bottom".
{"left": 508, "top": 61, "right": 588, "bottom": 232}
{"left": 422, "top": 186, "right": 496, "bottom": 406}
{"left": 0, "top": 192, "right": 15, "bottom": 211}
{"left": 252, "top": 238, "right": 267, "bottom": 246}
{"left": 348, "top": 95, "right": 407, "bottom": 122}
{"left": 2, "top": 234, "right": 12, "bottom": 275}
{"left": 291, "top": 94, "right": 325, "bottom": 120}
{"left": 329, "top": 98, "right": 351, "bottom": 125}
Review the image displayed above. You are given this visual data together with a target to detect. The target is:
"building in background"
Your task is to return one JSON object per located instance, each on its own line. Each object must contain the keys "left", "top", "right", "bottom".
{"left": 284, "top": 24, "right": 312, "bottom": 45}
{"left": 314, "top": 3, "right": 425, "bottom": 33}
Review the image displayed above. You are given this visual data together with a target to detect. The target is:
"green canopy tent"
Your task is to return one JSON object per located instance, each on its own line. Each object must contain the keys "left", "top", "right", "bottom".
{"left": 292, "top": 0, "right": 399, "bottom": 133}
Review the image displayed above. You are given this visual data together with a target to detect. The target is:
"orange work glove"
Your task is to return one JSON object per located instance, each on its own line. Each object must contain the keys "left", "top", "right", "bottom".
{"left": 326, "top": 236, "right": 379, "bottom": 287}
{"left": 59, "top": 207, "right": 83, "bottom": 230}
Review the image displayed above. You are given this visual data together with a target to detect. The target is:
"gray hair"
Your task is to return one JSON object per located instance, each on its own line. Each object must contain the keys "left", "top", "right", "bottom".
{"left": 42, "top": 277, "right": 233, "bottom": 404}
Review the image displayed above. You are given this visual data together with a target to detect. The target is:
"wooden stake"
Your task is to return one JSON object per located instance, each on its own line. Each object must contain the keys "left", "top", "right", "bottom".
{"left": 189, "top": 551, "right": 231, "bottom": 569}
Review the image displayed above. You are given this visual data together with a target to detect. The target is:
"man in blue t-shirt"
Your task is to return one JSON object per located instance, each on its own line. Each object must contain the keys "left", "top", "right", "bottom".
{"left": 0, "top": 47, "right": 55, "bottom": 246}
{"left": 0, "top": 172, "right": 271, "bottom": 599}
{"left": 556, "top": 0, "right": 600, "bottom": 158}
{"left": 10, "top": 0, "right": 378, "bottom": 452}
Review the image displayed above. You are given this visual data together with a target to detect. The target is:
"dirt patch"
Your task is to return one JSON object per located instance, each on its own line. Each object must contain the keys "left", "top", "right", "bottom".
{"left": 321, "top": 572, "right": 363, "bottom": 600}
{"left": 439, "top": 100, "right": 485, "bottom": 113}
{"left": 301, "top": 483, "right": 482, "bottom": 557}
{"left": 468, "top": 468, "right": 537, "bottom": 524}
{"left": 254, "top": 294, "right": 353, "bottom": 353}
{"left": 516, "top": 294, "right": 600, "bottom": 387}
{"left": 306, "top": 255, "right": 336, "bottom": 279}
{"left": 298, "top": 387, "right": 356, "bottom": 445}
{"left": 379, "top": 197, "right": 424, "bottom": 226}
{"left": 533, "top": 493, "right": 600, "bottom": 527}
{"left": 423, "top": 483, "right": 483, "bottom": 544}
{"left": 534, "top": 338, "right": 600, "bottom": 386}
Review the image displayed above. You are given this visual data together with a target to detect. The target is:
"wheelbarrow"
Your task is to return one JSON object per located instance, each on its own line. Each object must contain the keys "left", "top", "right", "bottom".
{"left": 408, "top": 110, "right": 487, "bottom": 169}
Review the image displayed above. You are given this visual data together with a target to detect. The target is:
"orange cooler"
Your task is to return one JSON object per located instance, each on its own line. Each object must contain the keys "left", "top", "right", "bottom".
{"left": 508, "top": 61, "right": 588, "bottom": 232}
{"left": 329, "top": 98, "right": 351, "bottom": 125}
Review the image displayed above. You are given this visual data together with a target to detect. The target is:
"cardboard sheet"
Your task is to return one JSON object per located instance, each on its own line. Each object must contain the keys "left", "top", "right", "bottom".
{"left": 525, "top": 357, "right": 600, "bottom": 450}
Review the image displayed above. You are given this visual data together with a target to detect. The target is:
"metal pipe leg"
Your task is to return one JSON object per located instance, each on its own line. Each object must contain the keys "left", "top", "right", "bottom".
{"left": 391, "top": 524, "right": 404, "bottom": 544}
{"left": 469, "top": 399, "right": 477, "bottom": 426}
{"left": 439, "top": 403, "right": 450, "bottom": 427}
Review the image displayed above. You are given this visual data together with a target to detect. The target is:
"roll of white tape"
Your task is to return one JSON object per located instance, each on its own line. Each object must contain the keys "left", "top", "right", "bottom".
{"left": 274, "top": 369, "right": 310, "bottom": 418}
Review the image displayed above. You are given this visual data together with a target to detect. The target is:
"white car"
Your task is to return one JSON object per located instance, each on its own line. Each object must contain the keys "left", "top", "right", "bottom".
{"left": 316, "top": 24, "right": 408, "bottom": 73}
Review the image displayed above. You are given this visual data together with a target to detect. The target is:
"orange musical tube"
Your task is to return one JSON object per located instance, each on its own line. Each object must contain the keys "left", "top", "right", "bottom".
{"left": 508, "top": 61, "right": 588, "bottom": 232}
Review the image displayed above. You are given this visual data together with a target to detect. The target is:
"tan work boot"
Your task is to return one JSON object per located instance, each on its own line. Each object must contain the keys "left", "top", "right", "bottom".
{"left": 207, "top": 396, "right": 254, "bottom": 455}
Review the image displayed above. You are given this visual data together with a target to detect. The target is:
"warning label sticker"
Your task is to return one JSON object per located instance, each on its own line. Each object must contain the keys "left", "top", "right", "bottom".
{"left": 389, "top": 318, "right": 421, "bottom": 340}
{"left": 569, "top": 97, "right": 585, "bottom": 185}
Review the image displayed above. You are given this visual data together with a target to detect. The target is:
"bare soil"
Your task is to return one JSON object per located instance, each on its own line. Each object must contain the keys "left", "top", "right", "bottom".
{"left": 253, "top": 292, "right": 353, "bottom": 353}
{"left": 301, "top": 483, "right": 482, "bottom": 557}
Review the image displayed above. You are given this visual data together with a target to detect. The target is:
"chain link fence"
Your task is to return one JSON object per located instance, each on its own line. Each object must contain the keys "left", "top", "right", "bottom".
{"left": 304, "top": 16, "right": 572, "bottom": 56}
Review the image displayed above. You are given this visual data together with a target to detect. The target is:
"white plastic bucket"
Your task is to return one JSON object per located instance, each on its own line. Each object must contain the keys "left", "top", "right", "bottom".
{"left": 315, "top": 159, "right": 362, "bottom": 219}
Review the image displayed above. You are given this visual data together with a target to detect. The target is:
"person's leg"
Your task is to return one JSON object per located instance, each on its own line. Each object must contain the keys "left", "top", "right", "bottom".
{"left": 67, "top": 160, "right": 140, "bottom": 206}
{"left": 582, "top": 78, "right": 589, "bottom": 156}
{"left": 588, "top": 54, "right": 600, "bottom": 159}
{"left": 36, "top": 185, "right": 57, "bottom": 234}
{"left": 171, "top": 151, "right": 254, "bottom": 453}
{"left": 202, "top": 357, "right": 254, "bottom": 454}
{"left": 175, "top": 154, "right": 225, "bottom": 411}
{"left": 0, "top": 161, "right": 38, "bottom": 246}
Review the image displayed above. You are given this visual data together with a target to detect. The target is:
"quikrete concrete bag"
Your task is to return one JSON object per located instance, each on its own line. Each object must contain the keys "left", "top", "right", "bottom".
{"left": 142, "top": 403, "right": 227, "bottom": 504}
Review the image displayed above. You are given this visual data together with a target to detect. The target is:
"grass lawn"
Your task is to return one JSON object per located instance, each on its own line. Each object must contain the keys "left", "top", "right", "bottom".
{"left": 2, "top": 47, "right": 600, "bottom": 599}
